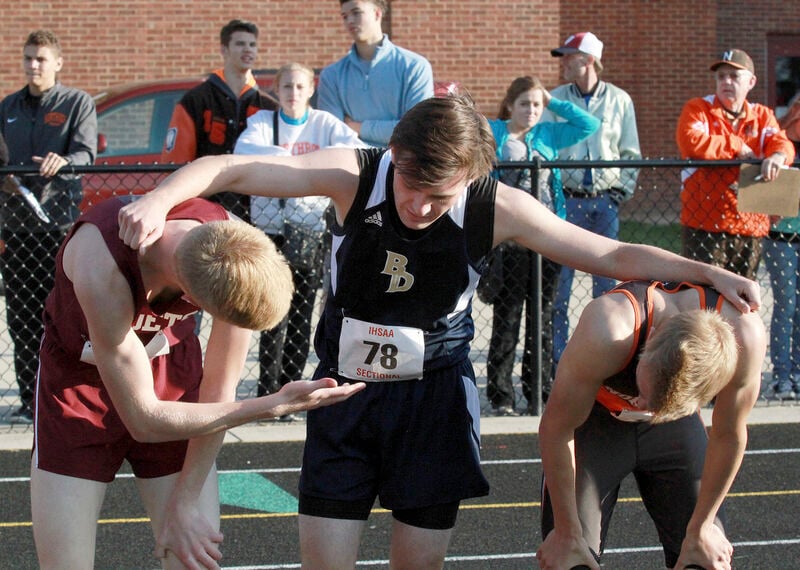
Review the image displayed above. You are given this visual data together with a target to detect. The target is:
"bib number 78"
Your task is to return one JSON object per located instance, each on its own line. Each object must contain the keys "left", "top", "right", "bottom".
{"left": 363, "top": 340, "right": 399, "bottom": 370}
{"left": 338, "top": 317, "right": 424, "bottom": 381}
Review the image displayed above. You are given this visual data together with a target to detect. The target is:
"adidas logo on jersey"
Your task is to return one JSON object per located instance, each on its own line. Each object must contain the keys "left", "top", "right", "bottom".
{"left": 364, "top": 211, "right": 383, "bottom": 227}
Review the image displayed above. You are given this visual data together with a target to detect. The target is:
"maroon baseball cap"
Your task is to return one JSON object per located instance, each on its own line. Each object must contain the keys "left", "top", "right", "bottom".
{"left": 709, "top": 49, "right": 755, "bottom": 74}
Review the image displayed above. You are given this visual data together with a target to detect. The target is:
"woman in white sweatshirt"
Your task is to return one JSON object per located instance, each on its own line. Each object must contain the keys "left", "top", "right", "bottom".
{"left": 235, "top": 62, "right": 364, "bottom": 403}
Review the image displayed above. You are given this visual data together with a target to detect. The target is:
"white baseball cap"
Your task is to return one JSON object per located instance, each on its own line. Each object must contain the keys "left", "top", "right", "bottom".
{"left": 551, "top": 32, "right": 604, "bottom": 62}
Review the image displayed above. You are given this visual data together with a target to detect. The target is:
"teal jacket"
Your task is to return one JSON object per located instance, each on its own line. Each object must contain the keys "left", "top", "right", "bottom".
{"left": 771, "top": 213, "right": 800, "bottom": 235}
{"left": 489, "top": 98, "right": 599, "bottom": 218}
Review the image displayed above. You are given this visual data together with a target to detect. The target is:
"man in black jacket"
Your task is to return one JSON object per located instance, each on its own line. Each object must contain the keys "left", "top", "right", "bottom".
{"left": 160, "top": 19, "right": 277, "bottom": 222}
{"left": 0, "top": 29, "right": 96, "bottom": 423}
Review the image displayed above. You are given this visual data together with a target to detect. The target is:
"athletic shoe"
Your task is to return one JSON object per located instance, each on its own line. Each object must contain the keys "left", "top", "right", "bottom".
{"left": 277, "top": 413, "right": 300, "bottom": 422}
{"left": 10, "top": 406, "right": 33, "bottom": 424}
{"left": 492, "top": 405, "right": 519, "bottom": 417}
{"left": 762, "top": 387, "right": 796, "bottom": 402}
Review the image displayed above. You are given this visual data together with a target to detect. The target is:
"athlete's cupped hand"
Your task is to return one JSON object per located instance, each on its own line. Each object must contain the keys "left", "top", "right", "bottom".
{"left": 154, "top": 499, "right": 224, "bottom": 570}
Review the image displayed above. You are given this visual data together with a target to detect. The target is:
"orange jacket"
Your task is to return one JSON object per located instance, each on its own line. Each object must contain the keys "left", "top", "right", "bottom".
{"left": 676, "top": 95, "right": 795, "bottom": 236}
{"left": 161, "top": 70, "right": 277, "bottom": 163}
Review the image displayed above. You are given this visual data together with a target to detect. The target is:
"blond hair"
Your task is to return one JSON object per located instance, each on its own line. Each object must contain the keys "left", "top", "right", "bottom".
{"left": 175, "top": 220, "right": 293, "bottom": 330}
{"left": 275, "top": 62, "right": 315, "bottom": 88}
{"left": 641, "top": 310, "right": 738, "bottom": 423}
{"left": 275, "top": 62, "right": 316, "bottom": 110}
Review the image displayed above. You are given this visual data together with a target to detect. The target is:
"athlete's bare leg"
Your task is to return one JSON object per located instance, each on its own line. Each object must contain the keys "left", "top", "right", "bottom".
{"left": 31, "top": 462, "right": 108, "bottom": 570}
{"left": 136, "top": 467, "right": 220, "bottom": 570}
{"left": 389, "top": 519, "right": 453, "bottom": 570}
{"left": 299, "top": 514, "right": 366, "bottom": 569}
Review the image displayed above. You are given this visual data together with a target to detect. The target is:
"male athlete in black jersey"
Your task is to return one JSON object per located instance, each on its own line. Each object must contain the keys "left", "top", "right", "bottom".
{"left": 119, "top": 96, "right": 761, "bottom": 570}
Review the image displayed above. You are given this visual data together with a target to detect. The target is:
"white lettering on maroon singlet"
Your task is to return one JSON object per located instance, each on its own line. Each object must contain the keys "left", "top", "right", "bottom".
{"left": 131, "top": 312, "right": 193, "bottom": 332}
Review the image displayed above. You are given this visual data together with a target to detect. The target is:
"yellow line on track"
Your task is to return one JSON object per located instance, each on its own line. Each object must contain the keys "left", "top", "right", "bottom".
{"left": 2, "top": 489, "right": 798, "bottom": 529}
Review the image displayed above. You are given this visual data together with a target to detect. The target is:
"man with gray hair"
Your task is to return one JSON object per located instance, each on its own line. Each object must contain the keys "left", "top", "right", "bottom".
{"left": 676, "top": 48, "right": 795, "bottom": 281}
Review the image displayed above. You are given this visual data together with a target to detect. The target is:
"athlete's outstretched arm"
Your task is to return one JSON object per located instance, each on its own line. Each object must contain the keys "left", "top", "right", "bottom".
{"left": 118, "top": 149, "right": 360, "bottom": 251}
{"left": 493, "top": 182, "right": 761, "bottom": 314}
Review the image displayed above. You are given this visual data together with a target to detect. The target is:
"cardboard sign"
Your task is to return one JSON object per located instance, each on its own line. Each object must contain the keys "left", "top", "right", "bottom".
{"left": 737, "top": 163, "right": 800, "bottom": 217}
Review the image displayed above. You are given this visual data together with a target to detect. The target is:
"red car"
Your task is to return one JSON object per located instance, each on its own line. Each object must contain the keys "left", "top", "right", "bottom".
{"left": 82, "top": 73, "right": 460, "bottom": 209}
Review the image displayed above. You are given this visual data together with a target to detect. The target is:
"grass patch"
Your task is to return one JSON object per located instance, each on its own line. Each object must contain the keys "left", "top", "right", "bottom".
{"left": 619, "top": 221, "right": 681, "bottom": 253}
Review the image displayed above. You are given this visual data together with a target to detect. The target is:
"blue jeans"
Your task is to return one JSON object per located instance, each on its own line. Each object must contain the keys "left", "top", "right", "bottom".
{"left": 553, "top": 193, "right": 619, "bottom": 364}
{"left": 763, "top": 236, "right": 800, "bottom": 393}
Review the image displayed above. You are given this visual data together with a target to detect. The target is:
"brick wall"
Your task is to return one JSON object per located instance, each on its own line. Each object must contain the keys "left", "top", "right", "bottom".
{"left": 0, "top": 1, "right": 558, "bottom": 124}
{"left": 393, "top": 1, "right": 562, "bottom": 117}
{"left": 559, "top": 0, "right": 800, "bottom": 157}
{"left": 0, "top": 1, "right": 798, "bottom": 159}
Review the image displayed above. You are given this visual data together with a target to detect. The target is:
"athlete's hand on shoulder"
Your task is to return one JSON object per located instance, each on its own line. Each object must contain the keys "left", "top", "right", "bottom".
{"left": 709, "top": 270, "right": 761, "bottom": 314}
{"left": 675, "top": 523, "right": 732, "bottom": 570}
{"left": 536, "top": 529, "right": 600, "bottom": 570}
{"left": 269, "top": 378, "right": 366, "bottom": 418}
{"left": 118, "top": 195, "right": 169, "bottom": 253}
{"left": 155, "top": 498, "right": 224, "bottom": 570}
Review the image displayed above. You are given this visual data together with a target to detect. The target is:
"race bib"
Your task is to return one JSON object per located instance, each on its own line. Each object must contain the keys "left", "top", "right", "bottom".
{"left": 80, "top": 330, "right": 171, "bottom": 365}
{"left": 338, "top": 317, "right": 425, "bottom": 381}
{"left": 613, "top": 409, "right": 655, "bottom": 423}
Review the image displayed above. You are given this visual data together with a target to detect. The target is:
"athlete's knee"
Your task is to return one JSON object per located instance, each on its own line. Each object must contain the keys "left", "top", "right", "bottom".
{"left": 392, "top": 500, "right": 460, "bottom": 530}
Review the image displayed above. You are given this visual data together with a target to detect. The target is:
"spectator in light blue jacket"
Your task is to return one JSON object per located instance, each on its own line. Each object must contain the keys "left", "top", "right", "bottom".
{"left": 317, "top": 0, "right": 433, "bottom": 147}
{"left": 484, "top": 76, "right": 599, "bottom": 415}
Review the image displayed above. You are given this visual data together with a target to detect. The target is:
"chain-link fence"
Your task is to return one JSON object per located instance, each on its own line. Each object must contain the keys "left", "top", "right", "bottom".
{"left": 0, "top": 159, "right": 790, "bottom": 429}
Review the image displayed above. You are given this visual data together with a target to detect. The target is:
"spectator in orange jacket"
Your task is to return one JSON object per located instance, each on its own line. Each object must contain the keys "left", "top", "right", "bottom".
{"left": 676, "top": 49, "right": 795, "bottom": 279}
{"left": 161, "top": 19, "right": 277, "bottom": 222}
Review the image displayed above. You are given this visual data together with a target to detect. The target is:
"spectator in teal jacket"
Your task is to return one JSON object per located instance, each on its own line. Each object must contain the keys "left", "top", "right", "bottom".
{"left": 484, "top": 76, "right": 599, "bottom": 415}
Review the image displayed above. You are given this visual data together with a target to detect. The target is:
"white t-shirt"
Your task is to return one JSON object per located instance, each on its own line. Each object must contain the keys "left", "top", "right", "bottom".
{"left": 235, "top": 109, "right": 364, "bottom": 233}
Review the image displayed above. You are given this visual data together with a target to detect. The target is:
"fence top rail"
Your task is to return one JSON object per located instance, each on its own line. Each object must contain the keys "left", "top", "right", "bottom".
{"left": 0, "top": 164, "right": 180, "bottom": 175}
{"left": 0, "top": 157, "right": 796, "bottom": 175}
{"left": 494, "top": 157, "right": 793, "bottom": 169}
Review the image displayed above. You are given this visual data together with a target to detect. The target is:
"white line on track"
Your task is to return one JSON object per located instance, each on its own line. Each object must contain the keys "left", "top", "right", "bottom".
{"left": 2, "top": 448, "right": 800, "bottom": 483}
{"left": 217, "top": 538, "right": 800, "bottom": 569}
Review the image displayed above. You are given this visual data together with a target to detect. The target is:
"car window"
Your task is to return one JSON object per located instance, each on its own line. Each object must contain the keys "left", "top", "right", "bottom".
{"left": 97, "top": 90, "right": 185, "bottom": 158}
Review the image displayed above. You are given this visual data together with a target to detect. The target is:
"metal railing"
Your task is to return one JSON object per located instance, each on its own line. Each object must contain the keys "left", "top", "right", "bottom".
{"left": 0, "top": 158, "right": 792, "bottom": 427}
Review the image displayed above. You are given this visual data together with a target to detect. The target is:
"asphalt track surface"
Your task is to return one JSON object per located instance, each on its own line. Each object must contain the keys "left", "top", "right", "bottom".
{"left": 1, "top": 407, "right": 799, "bottom": 569}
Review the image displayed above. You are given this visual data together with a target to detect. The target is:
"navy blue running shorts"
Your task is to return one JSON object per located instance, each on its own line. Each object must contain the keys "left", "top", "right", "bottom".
{"left": 299, "top": 358, "right": 490, "bottom": 523}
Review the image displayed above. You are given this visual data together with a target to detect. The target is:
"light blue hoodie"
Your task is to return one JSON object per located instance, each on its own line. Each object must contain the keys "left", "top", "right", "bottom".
{"left": 317, "top": 35, "right": 433, "bottom": 147}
